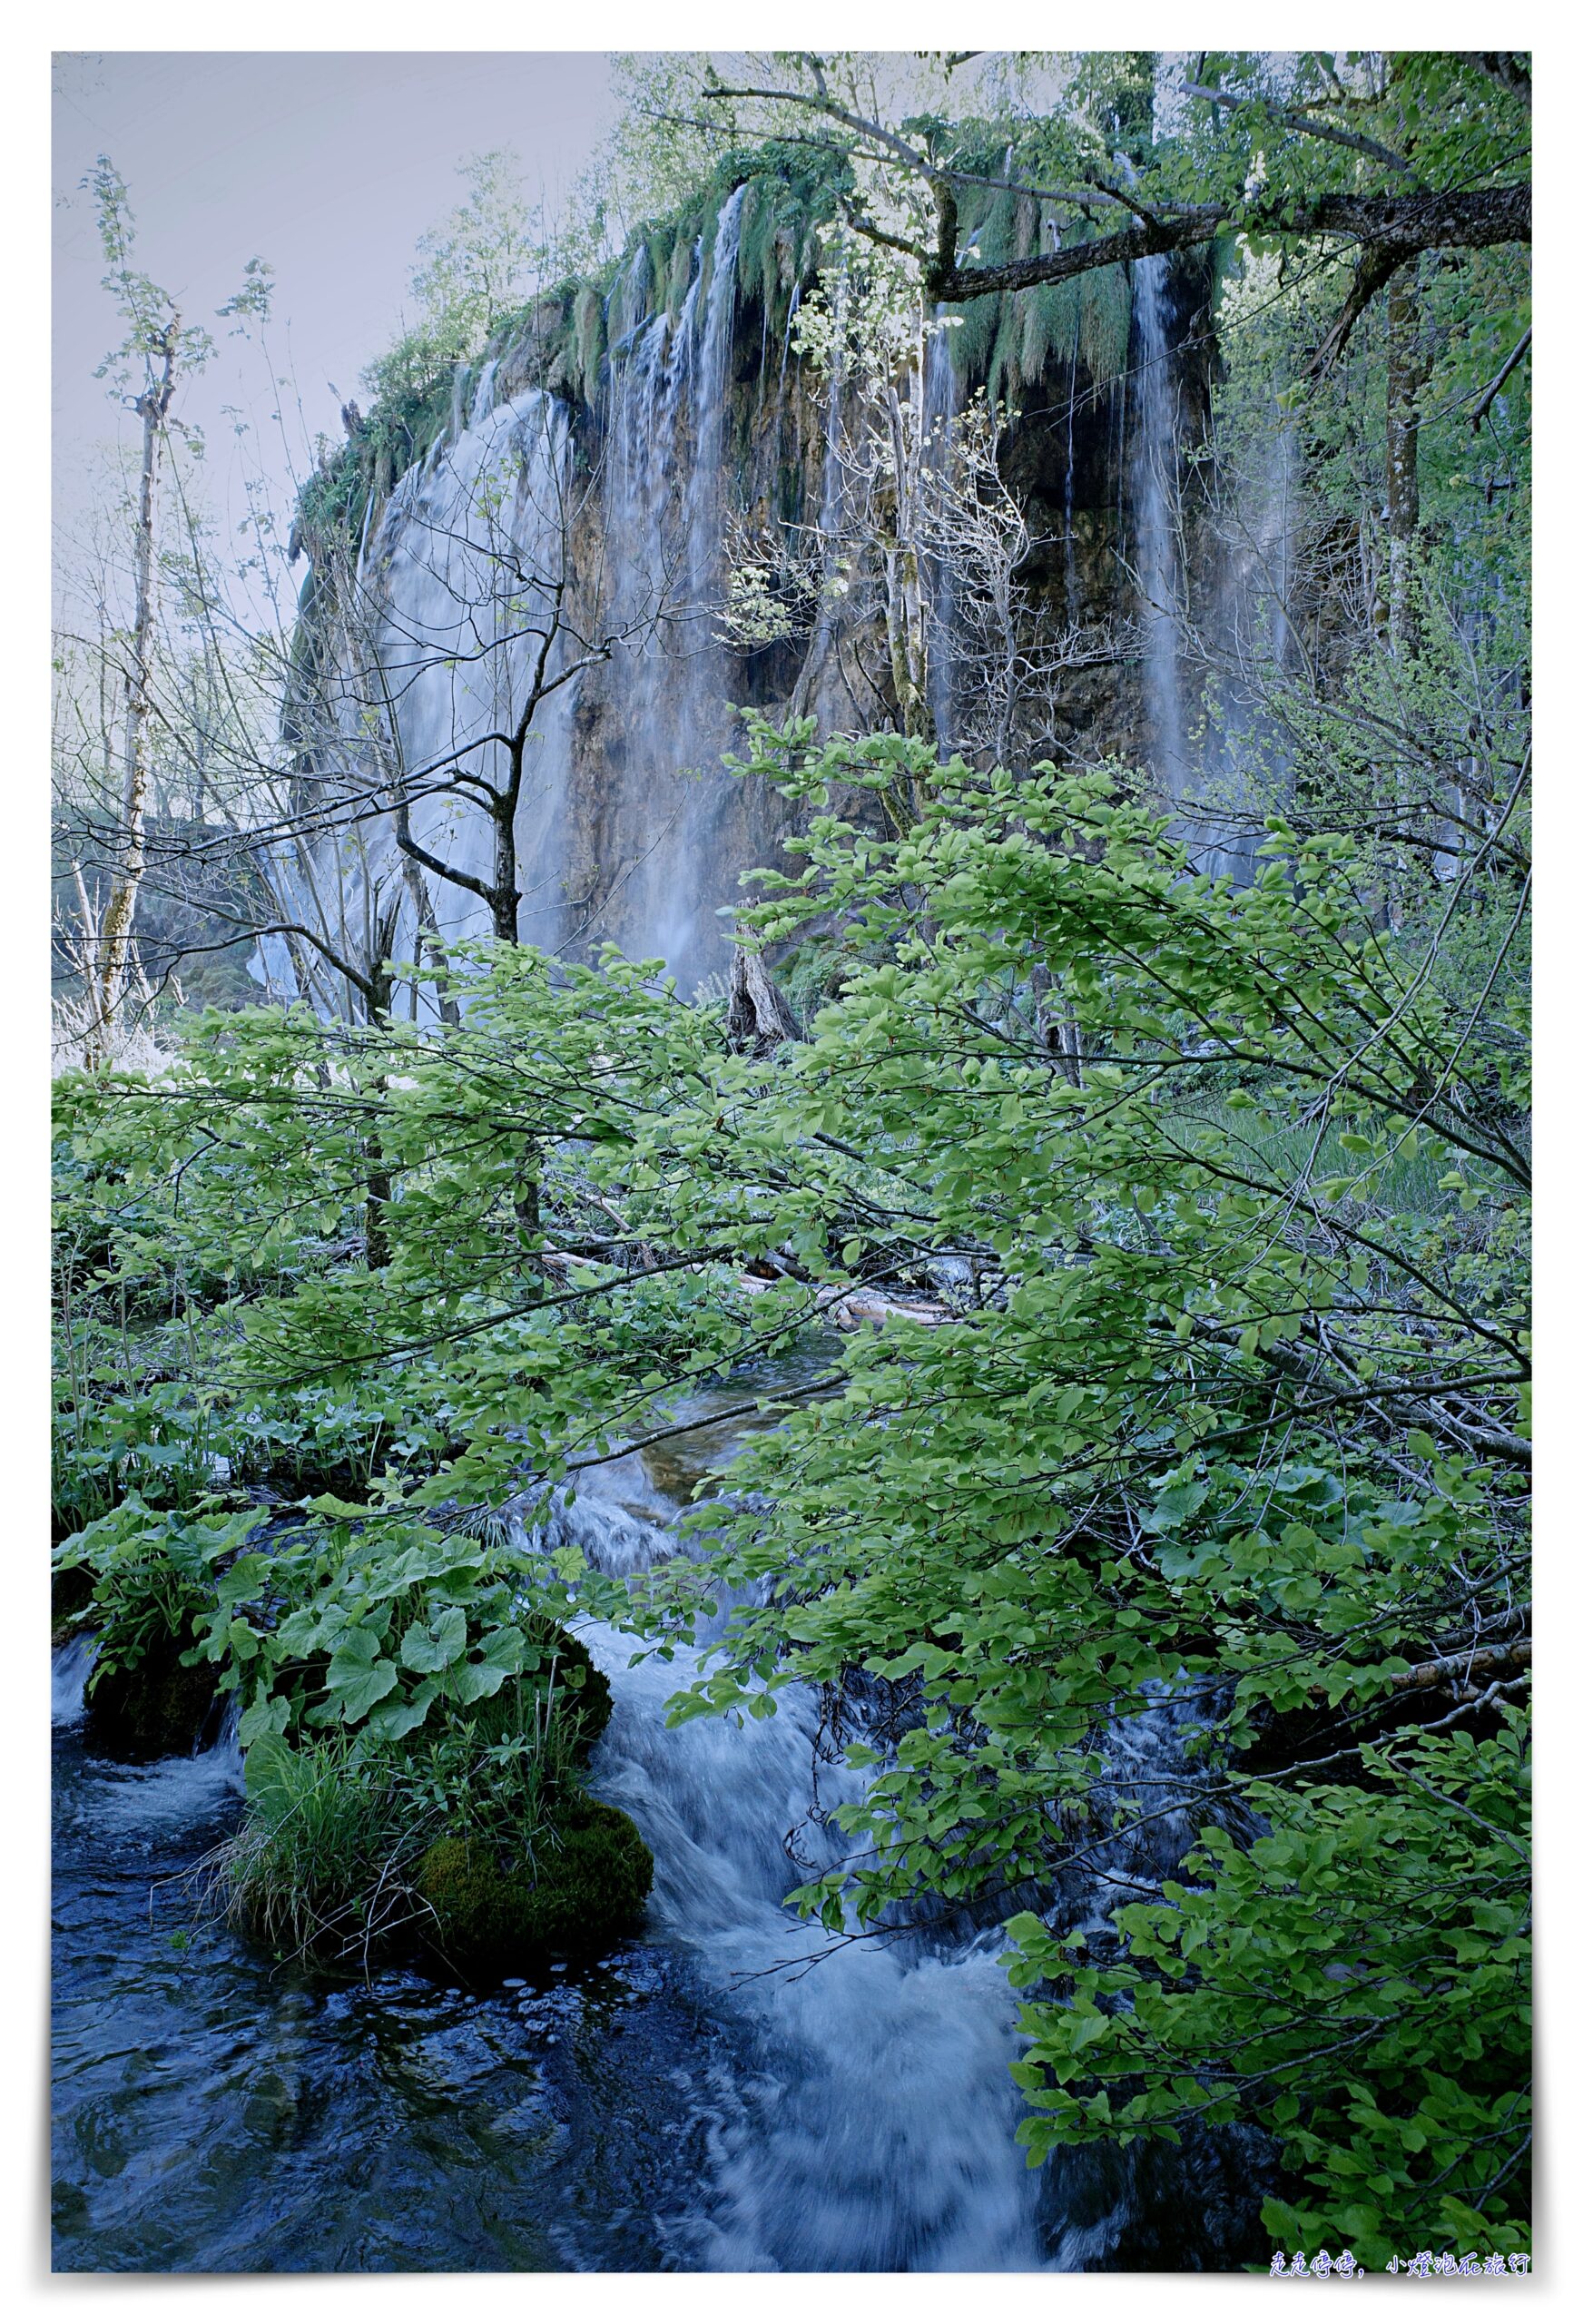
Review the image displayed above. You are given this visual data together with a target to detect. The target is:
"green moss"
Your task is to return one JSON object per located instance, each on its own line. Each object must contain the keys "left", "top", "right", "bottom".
{"left": 951, "top": 291, "right": 1001, "bottom": 381}
{"left": 950, "top": 262, "right": 1131, "bottom": 396}
{"left": 1018, "top": 277, "right": 1076, "bottom": 382}
{"left": 418, "top": 1792, "right": 654, "bottom": 1977}
{"left": 664, "top": 222, "right": 696, "bottom": 319}
{"left": 987, "top": 296, "right": 1024, "bottom": 406}
{"left": 286, "top": 139, "right": 832, "bottom": 553}
{"left": 1078, "top": 263, "right": 1133, "bottom": 385}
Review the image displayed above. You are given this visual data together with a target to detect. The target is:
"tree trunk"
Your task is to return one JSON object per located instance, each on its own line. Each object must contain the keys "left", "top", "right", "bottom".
{"left": 883, "top": 382, "right": 933, "bottom": 748}
{"left": 1030, "top": 962, "right": 1082, "bottom": 1087}
{"left": 492, "top": 795, "right": 520, "bottom": 943}
{"left": 726, "top": 944, "right": 802, "bottom": 1055}
{"left": 514, "top": 1146, "right": 542, "bottom": 1254}
{"left": 398, "top": 853, "right": 463, "bottom": 1028}
{"left": 363, "top": 960, "right": 395, "bottom": 1269}
{"left": 87, "top": 325, "right": 178, "bottom": 1065}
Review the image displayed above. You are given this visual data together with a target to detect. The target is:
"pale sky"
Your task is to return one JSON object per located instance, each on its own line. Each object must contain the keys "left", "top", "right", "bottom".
{"left": 53, "top": 51, "right": 618, "bottom": 566}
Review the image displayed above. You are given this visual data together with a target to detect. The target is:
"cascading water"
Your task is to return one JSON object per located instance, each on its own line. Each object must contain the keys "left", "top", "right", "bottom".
{"left": 599, "top": 184, "right": 748, "bottom": 984}
{"left": 1196, "top": 407, "right": 1299, "bottom": 883}
{"left": 258, "top": 379, "right": 580, "bottom": 1010}
{"left": 369, "top": 378, "right": 580, "bottom": 953}
{"left": 538, "top": 1482, "right": 1046, "bottom": 2271}
{"left": 53, "top": 1359, "right": 1266, "bottom": 2273}
{"left": 1129, "top": 255, "right": 1189, "bottom": 809}
{"left": 1129, "top": 249, "right": 1300, "bottom": 886}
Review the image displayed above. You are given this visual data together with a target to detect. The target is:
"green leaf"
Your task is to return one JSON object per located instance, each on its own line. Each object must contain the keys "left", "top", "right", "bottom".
{"left": 399, "top": 1604, "right": 467, "bottom": 1672}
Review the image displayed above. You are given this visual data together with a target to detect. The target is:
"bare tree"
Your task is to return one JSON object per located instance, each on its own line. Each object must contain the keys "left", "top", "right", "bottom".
{"left": 56, "top": 162, "right": 273, "bottom": 1066}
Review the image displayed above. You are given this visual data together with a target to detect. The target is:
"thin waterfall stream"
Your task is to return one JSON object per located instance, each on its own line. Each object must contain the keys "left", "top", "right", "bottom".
{"left": 1130, "top": 254, "right": 1188, "bottom": 812}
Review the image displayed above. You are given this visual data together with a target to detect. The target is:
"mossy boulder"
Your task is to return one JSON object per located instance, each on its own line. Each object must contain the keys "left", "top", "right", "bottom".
{"left": 417, "top": 1792, "right": 653, "bottom": 1979}
{"left": 84, "top": 1630, "right": 217, "bottom": 1761}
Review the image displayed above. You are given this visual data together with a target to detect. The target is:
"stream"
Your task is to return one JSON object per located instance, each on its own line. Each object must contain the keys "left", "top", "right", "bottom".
{"left": 52, "top": 1350, "right": 1261, "bottom": 2272}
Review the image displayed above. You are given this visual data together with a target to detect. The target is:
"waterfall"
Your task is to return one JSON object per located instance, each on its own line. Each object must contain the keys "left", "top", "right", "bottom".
{"left": 1198, "top": 404, "right": 1299, "bottom": 883}
{"left": 1129, "top": 256, "right": 1188, "bottom": 806}
{"left": 370, "top": 383, "right": 579, "bottom": 953}
{"left": 1131, "top": 251, "right": 1301, "bottom": 886}
{"left": 602, "top": 183, "right": 748, "bottom": 985}
{"left": 258, "top": 380, "right": 580, "bottom": 1014}
{"left": 1063, "top": 366, "right": 1081, "bottom": 627}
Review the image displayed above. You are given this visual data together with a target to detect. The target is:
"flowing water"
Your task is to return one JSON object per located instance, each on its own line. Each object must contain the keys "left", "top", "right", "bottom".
{"left": 52, "top": 1349, "right": 1267, "bottom": 2271}
{"left": 1129, "top": 251, "right": 1298, "bottom": 886}
{"left": 369, "top": 375, "right": 581, "bottom": 954}
{"left": 603, "top": 183, "right": 748, "bottom": 981}
{"left": 1130, "top": 254, "right": 1188, "bottom": 809}
{"left": 51, "top": 1359, "right": 1029, "bottom": 2272}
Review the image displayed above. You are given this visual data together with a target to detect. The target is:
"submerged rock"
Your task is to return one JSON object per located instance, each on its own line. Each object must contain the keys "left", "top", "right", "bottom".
{"left": 418, "top": 1794, "right": 654, "bottom": 1980}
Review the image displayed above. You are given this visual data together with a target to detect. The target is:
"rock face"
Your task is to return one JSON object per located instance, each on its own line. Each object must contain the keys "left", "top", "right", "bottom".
{"left": 417, "top": 1796, "right": 654, "bottom": 1980}
{"left": 285, "top": 183, "right": 1239, "bottom": 1000}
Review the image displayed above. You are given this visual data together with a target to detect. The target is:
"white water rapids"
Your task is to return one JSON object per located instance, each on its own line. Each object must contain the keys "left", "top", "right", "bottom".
{"left": 53, "top": 1419, "right": 1265, "bottom": 2271}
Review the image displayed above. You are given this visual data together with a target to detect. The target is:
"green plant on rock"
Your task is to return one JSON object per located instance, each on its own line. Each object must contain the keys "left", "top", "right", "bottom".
{"left": 218, "top": 1730, "right": 422, "bottom": 1963}
{"left": 55, "top": 1496, "right": 266, "bottom": 1756}
{"left": 216, "top": 1629, "right": 636, "bottom": 1973}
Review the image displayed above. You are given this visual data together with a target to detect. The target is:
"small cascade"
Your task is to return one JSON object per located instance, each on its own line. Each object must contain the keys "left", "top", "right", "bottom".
{"left": 546, "top": 1485, "right": 1046, "bottom": 2271}
{"left": 52, "top": 1631, "right": 97, "bottom": 1724}
{"left": 526, "top": 1471, "right": 1252, "bottom": 2271}
{"left": 52, "top": 1639, "right": 244, "bottom": 1843}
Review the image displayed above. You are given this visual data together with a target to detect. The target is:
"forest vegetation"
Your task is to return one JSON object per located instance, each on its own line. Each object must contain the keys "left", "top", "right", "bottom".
{"left": 52, "top": 50, "right": 1530, "bottom": 2273}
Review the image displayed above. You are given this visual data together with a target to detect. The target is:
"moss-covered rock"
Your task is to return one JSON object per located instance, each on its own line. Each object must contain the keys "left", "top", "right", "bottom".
{"left": 417, "top": 1792, "right": 653, "bottom": 1979}
{"left": 84, "top": 1630, "right": 217, "bottom": 1761}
